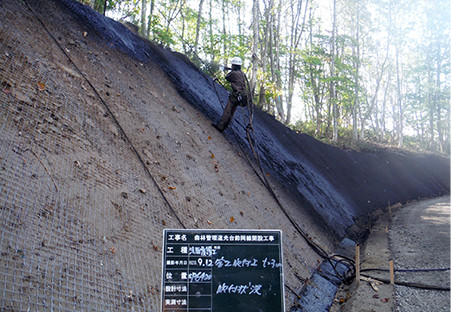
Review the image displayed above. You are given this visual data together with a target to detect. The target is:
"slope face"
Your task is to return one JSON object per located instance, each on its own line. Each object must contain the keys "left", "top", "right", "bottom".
{"left": 55, "top": 0, "right": 450, "bottom": 239}
{"left": 0, "top": 0, "right": 332, "bottom": 311}
{"left": 56, "top": 0, "right": 450, "bottom": 239}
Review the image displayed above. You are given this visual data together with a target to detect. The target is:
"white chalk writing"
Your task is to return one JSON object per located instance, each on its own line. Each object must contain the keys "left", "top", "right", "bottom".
{"left": 188, "top": 271, "right": 212, "bottom": 283}
{"left": 214, "top": 257, "right": 281, "bottom": 269}
{"left": 216, "top": 282, "right": 263, "bottom": 295}
{"left": 262, "top": 257, "right": 282, "bottom": 269}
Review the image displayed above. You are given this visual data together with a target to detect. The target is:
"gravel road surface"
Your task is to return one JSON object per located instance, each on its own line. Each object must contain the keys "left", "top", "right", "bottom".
{"left": 331, "top": 196, "right": 450, "bottom": 312}
{"left": 391, "top": 196, "right": 450, "bottom": 311}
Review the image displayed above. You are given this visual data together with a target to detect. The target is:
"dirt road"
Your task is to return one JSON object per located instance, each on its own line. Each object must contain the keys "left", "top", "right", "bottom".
{"left": 331, "top": 196, "right": 450, "bottom": 312}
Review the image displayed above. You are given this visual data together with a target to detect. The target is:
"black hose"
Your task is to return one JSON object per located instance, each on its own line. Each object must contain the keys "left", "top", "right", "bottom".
{"left": 361, "top": 267, "right": 450, "bottom": 273}
{"left": 219, "top": 83, "right": 356, "bottom": 283}
{"left": 211, "top": 65, "right": 358, "bottom": 285}
{"left": 361, "top": 273, "right": 450, "bottom": 291}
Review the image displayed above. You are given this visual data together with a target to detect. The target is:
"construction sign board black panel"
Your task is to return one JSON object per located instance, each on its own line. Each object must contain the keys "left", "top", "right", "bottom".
{"left": 161, "top": 229, "right": 285, "bottom": 312}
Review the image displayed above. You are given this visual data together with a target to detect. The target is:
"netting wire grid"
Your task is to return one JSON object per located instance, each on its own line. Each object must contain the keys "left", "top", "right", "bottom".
{"left": 0, "top": 1, "right": 324, "bottom": 311}
{"left": 0, "top": 2, "right": 177, "bottom": 311}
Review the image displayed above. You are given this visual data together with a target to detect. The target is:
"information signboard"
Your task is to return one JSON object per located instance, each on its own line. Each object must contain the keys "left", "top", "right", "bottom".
{"left": 161, "top": 229, "right": 285, "bottom": 312}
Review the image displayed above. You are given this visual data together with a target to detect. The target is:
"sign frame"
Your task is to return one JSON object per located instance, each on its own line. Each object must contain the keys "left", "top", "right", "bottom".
{"left": 161, "top": 229, "right": 285, "bottom": 312}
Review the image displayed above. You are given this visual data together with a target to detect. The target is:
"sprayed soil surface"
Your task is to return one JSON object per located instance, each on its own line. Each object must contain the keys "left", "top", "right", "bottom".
{"left": 53, "top": 0, "right": 450, "bottom": 239}
{"left": 0, "top": 0, "right": 449, "bottom": 311}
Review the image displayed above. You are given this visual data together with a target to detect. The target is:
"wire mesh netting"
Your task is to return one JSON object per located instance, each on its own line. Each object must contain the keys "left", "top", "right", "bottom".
{"left": 0, "top": 2, "right": 184, "bottom": 311}
{"left": 0, "top": 1, "right": 332, "bottom": 311}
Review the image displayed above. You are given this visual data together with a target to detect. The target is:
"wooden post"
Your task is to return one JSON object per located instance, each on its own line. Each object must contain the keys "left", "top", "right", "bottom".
{"left": 355, "top": 244, "right": 360, "bottom": 285}
{"left": 389, "top": 259, "right": 395, "bottom": 285}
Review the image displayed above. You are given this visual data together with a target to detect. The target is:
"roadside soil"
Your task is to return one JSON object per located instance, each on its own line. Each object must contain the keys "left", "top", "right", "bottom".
{"left": 331, "top": 196, "right": 450, "bottom": 312}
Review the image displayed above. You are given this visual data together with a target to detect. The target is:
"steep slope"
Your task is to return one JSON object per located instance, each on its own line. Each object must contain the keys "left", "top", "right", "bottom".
{"left": 0, "top": 0, "right": 449, "bottom": 312}
{"left": 0, "top": 1, "right": 330, "bottom": 311}
{"left": 55, "top": 0, "right": 449, "bottom": 238}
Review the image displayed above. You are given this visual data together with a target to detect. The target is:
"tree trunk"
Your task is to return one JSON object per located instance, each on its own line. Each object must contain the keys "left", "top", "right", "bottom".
{"left": 194, "top": 0, "right": 205, "bottom": 55}
{"left": 331, "top": 0, "right": 338, "bottom": 141}
{"left": 257, "top": 0, "right": 271, "bottom": 110}
{"left": 222, "top": 0, "right": 227, "bottom": 66}
{"left": 286, "top": 0, "right": 298, "bottom": 125}
{"left": 141, "top": 0, "right": 147, "bottom": 37}
{"left": 308, "top": 53, "right": 321, "bottom": 134}
{"left": 352, "top": 1, "right": 360, "bottom": 142}
{"left": 273, "top": 0, "right": 283, "bottom": 120}
{"left": 180, "top": 9, "right": 187, "bottom": 52}
{"left": 250, "top": 0, "right": 259, "bottom": 96}
{"left": 209, "top": 0, "right": 214, "bottom": 63}
{"left": 286, "top": 0, "right": 308, "bottom": 125}
{"left": 147, "top": 0, "right": 154, "bottom": 38}
{"left": 434, "top": 41, "right": 444, "bottom": 152}
{"left": 381, "top": 73, "right": 389, "bottom": 139}
{"left": 395, "top": 46, "right": 403, "bottom": 147}
{"left": 165, "top": 0, "right": 184, "bottom": 38}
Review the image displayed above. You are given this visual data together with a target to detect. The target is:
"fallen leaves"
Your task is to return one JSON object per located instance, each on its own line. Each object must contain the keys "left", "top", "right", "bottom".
{"left": 151, "top": 241, "right": 159, "bottom": 251}
{"left": 39, "top": 204, "right": 54, "bottom": 218}
{"left": 37, "top": 82, "right": 45, "bottom": 91}
{"left": 147, "top": 285, "right": 156, "bottom": 295}
{"left": 372, "top": 294, "right": 390, "bottom": 303}
{"left": 335, "top": 292, "right": 350, "bottom": 304}
{"left": 126, "top": 290, "right": 134, "bottom": 301}
{"left": 168, "top": 186, "right": 176, "bottom": 190}
{"left": 2, "top": 82, "right": 11, "bottom": 94}
{"left": 230, "top": 216, "right": 235, "bottom": 223}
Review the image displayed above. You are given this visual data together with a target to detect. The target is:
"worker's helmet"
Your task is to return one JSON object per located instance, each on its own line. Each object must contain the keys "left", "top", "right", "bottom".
{"left": 231, "top": 57, "right": 243, "bottom": 66}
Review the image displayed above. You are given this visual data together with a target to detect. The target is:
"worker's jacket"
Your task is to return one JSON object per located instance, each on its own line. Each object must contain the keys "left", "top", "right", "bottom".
{"left": 226, "top": 69, "right": 248, "bottom": 106}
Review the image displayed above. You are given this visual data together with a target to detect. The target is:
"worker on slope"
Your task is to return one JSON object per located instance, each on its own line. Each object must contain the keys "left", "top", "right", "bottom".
{"left": 213, "top": 57, "right": 249, "bottom": 132}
